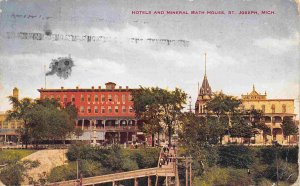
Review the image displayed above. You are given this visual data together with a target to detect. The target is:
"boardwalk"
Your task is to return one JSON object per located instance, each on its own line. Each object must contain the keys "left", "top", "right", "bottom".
{"left": 47, "top": 147, "right": 177, "bottom": 186}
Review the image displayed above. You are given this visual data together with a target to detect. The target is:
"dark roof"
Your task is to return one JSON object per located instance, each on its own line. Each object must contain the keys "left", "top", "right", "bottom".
{"left": 199, "top": 75, "right": 212, "bottom": 96}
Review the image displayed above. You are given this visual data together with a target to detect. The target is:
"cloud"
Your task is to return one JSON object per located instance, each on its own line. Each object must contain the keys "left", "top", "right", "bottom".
{"left": 253, "top": 35, "right": 298, "bottom": 54}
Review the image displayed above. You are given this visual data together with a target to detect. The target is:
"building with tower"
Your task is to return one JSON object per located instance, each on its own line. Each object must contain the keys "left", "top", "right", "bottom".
{"left": 194, "top": 54, "right": 298, "bottom": 145}
{"left": 195, "top": 53, "right": 212, "bottom": 116}
{"left": 0, "top": 87, "right": 22, "bottom": 144}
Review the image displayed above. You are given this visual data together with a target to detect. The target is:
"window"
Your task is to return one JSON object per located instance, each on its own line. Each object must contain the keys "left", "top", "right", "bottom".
{"left": 122, "top": 105, "right": 126, "bottom": 113}
{"left": 3, "top": 121, "right": 8, "bottom": 128}
{"left": 129, "top": 106, "right": 133, "bottom": 113}
{"left": 108, "top": 106, "right": 112, "bottom": 113}
{"left": 11, "top": 121, "right": 15, "bottom": 129}
{"left": 108, "top": 94, "right": 112, "bottom": 101}
{"left": 50, "top": 95, "right": 54, "bottom": 99}
{"left": 115, "top": 95, "right": 118, "bottom": 102}
{"left": 261, "top": 105, "right": 265, "bottom": 113}
{"left": 95, "top": 106, "right": 98, "bottom": 113}
{"left": 101, "top": 94, "right": 105, "bottom": 102}
{"left": 115, "top": 106, "right": 119, "bottom": 113}
{"left": 81, "top": 94, "right": 84, "bottom": 102}
{"left": 71, "top": 95, "right": 75, "bottom": 102}
{"left": 251, "top": 105, "right": 255, "bottom": 110}
{"left": 87, "top": 106, "right": 91, "bottom": 113}
{"left": 101, "top": 106, "right": 105, "bottom": 113}
{"left": 122, "top": 94, "right": 126, "bottom": 102}
{"left": 95, "top": 94, "right": 98, "bottom": 102}
{"left": 57, "top": 95, "right": 60, "bottom": 101}
{"left": 282, "top": 104, "right": 286, "bottom": 113}
{"left": 80, "top": 106, "right": 84, "bottom": 113}
{"left": 87, "top": 95, "right": 91, "bottom": 102}
{"left": 63, "top": 95, "right": 67, "bottom": 102}
{"left": 271, "top": 104, "right": 275, "bottom": 113}
{"left": 44, "top": 95, "right": 48, "bottom": 99}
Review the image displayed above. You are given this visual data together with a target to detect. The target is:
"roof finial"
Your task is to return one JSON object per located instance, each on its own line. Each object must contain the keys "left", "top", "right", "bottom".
{"left": 253, "top": 84, "right": 255, "bottom": 91}
{"left": 204, "top": 53, "right": 207, "bottom": 76}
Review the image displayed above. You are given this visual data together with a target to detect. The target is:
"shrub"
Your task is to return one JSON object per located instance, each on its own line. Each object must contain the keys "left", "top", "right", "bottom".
{"left": 0, "top": 160, "right": 39, "bottom": 186}
{"left": 218, "top": 145, "right": 254, "bottom": 168}
{"left": 48, "top": 160, "right": 107, "bottom": 183}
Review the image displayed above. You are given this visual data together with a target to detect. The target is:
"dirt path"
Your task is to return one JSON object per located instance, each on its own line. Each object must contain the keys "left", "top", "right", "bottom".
{"left": 21, "top": 149, "right": 67, "bottom": 184}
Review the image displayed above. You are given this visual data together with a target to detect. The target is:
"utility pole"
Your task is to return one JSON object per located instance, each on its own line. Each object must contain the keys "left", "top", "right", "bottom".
{"left": 185, "top": 157, "right": 188, "bottom": 186}
{"left": 276, "top": 149, "right": 279, "bottom": 186}
{"left": 189, "top": 157, "right": 192, "bottom": 186}
{"left": 76, "top": 159, "right": 79, "bottom": 180}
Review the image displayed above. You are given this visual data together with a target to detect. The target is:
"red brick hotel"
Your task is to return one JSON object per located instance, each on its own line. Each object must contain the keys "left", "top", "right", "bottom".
{"left": 38, "top": 82, "right": 144, "bottom": 144}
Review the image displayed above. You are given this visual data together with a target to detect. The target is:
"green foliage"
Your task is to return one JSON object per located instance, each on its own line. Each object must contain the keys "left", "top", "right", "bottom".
{"left": 218, "top": 145, "right": 255, "bottom": 168}
{"left": 260, "top": 147, "right": 298, "bottom": 164}
{"left": 27, "top": 99, "right": 75, "bottom": 142}
{"left": 6, "top": 96, "right": 34, "bottom": 148}
{"left": 0, "top": 159, "right": 40, "bottom": 186}
{"left": 6, "top": 97, "right": 77, "bottom": 147}
{"left": 124, "top": 148, "right": 160, "bottom": 169}
{"left": 264, "top": 160, "right": 298, "bottom": 184}
{"left": 206, "top": 92, "right": 241, "bottom": 117}
{"left": 47, "top": 162, "right": 77, "bottom": 182}
{"left": 281, "top": 117, "right": 298, "bottom": 144}
{"left": 132, "top": 86, "right": 187, "bottom": 145}
{"left": 48, "top": 160, "right": 107, "bottom": 183}
{"left": 196, "top": 167, "right": 230, "bottom": 186}
{"left": 58, "top": 144, "right": 160, "bottom": 183}
{"left": 0, "top": 149, "right": 36, "bottom": 164}
{"left": 122, "top": 158, "right": 139, "bottom": 171}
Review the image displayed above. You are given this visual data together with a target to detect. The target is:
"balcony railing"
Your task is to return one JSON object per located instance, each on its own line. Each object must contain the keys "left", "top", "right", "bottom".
{"left": 76, "top": 125, "right": 140, "bottom": 132}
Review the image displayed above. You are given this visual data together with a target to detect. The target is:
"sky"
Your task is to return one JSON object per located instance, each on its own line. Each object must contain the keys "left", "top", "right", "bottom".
{"left": 0, "top": 0, "right": 299, "bottom": 116}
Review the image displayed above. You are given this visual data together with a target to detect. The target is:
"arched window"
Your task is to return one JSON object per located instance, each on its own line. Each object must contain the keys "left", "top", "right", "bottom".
{"left": 271, "top": 104, "right": 275, "bottom": 113}
{"left": 261, "top": 105, "right": 265, "bottom": 113}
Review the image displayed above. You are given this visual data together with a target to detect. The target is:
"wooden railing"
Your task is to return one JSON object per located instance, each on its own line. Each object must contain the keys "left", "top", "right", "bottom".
{"left": 47, "top": 167, "right": 174, "bottom": 186}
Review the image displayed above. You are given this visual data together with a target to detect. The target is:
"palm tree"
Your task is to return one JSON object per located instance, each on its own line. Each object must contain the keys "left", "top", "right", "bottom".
{"left": 6, "top": 96, "right": 33, "bottom": 148}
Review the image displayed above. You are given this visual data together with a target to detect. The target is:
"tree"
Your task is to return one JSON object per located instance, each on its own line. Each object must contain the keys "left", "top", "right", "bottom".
{"left": 245, "top": 109, "right": 270, "bottom": 144}
{"left": 229, "top": 116, "right": 254, "bottom": 144}
{"left": 179, "top": 113, "right": 208, "bottom": 150}
{"left": 0, "top": 159, "right": 40, "bottom": 185}
{"left": 281, "top": 117, "right": 298, "bottom": 144}
{"left": 205, "top": 93, "right": 241, "bottom": 144}
{"left": 179, "top": 113, "right": 219, "bottom": 175}
{"left": 6, "top": 96, "right": 34, "bottom": 148}
{"left": 132, "top": 87, "right": 186, "bottom": 146}
{"left": 27, "top": 99, "right": 76, "bottom": 145}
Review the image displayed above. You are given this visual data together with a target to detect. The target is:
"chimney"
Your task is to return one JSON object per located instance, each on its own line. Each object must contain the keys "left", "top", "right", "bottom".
{"left": 119, "top": 86, "right": 122, "bottom": 89}
{"left": 98, "top": 86, "right": 101, "bottom": 89}
{"left": 61, "top": 87, "right": 64, "bottom": 89}
{"left": 126, "top": 86, "right": 128, "bottom": 90}
{"left": 92, "top": 86, "right": 94, "bottom": 89}
{"left": 76, "top": 86, "right": 79, "bottom": 89}
{"left": 13, "top": 87, "right": 19, "bottom": 100}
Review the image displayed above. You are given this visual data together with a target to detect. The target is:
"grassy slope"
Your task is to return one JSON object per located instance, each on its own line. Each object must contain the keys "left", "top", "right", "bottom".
{"left": 0, "top": 149, "right": 36, "bottom": 163}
